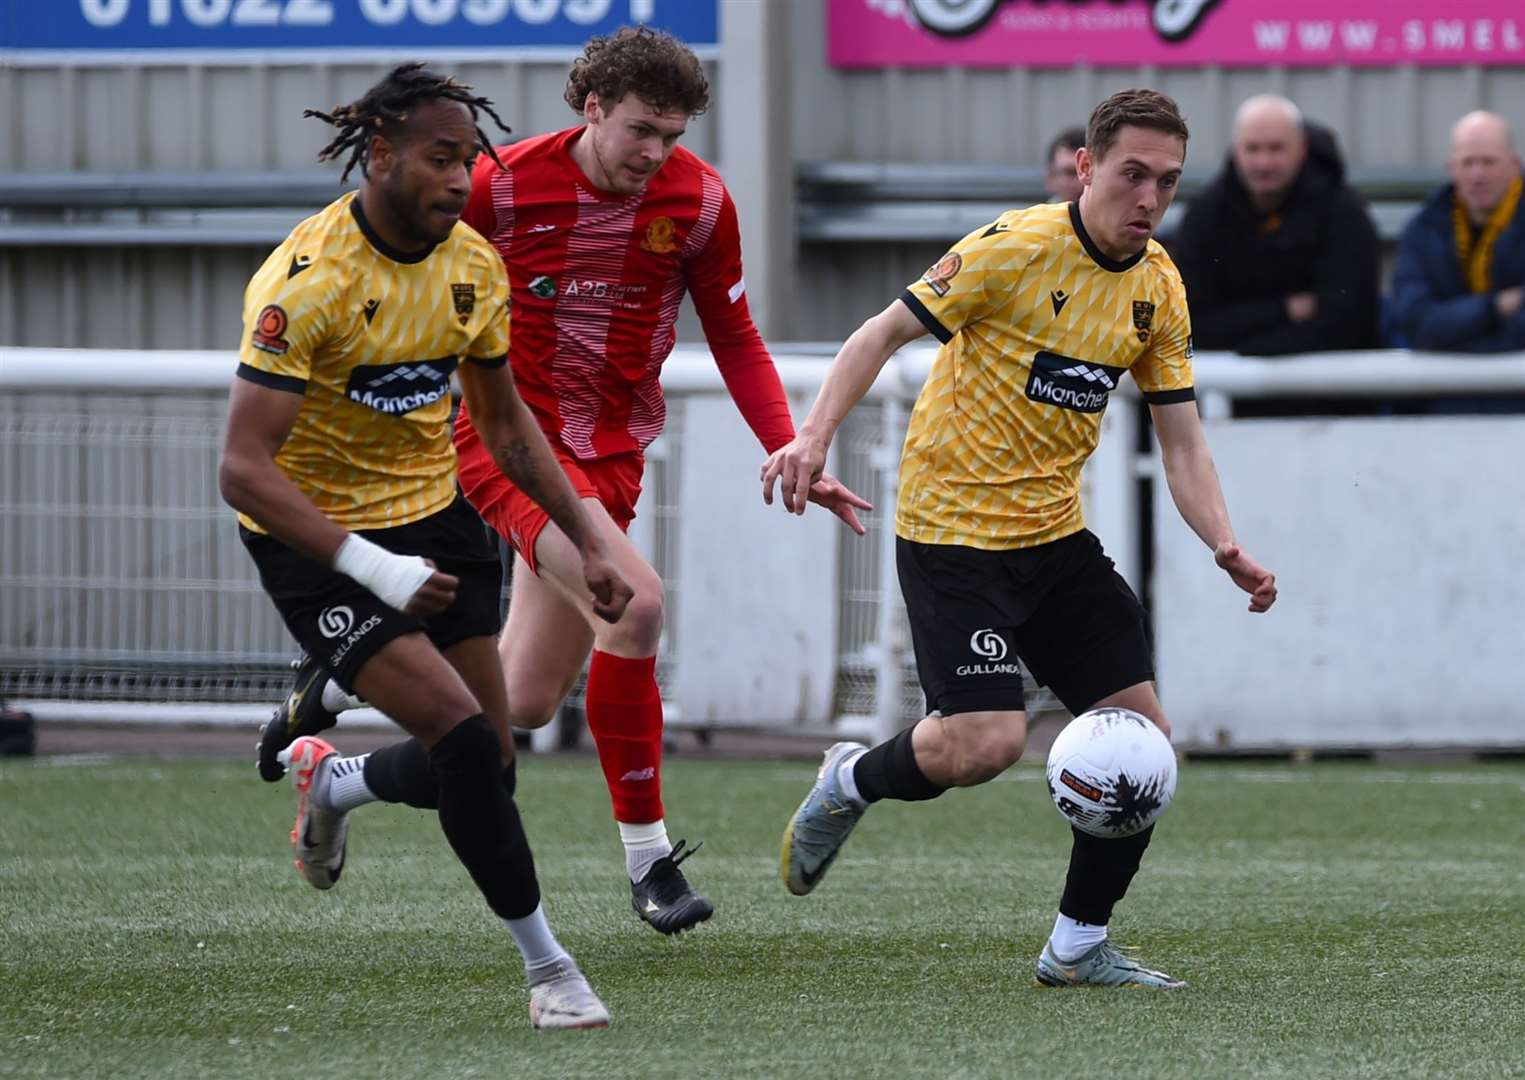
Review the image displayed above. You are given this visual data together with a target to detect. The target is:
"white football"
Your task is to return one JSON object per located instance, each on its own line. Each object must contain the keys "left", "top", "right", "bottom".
{"left": 1045, "top": 707, "right": 1177, "bottom": 838}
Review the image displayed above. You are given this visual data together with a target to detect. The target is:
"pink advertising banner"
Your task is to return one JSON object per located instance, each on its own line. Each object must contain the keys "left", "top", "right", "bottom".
{"left": 829, "top": 0, "right": 1525, "bottom": 68}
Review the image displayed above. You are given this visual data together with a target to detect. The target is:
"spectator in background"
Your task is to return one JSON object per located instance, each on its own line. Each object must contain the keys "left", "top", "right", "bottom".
{"left": 1043, "top": 126, "right": 1086, "bottom": 203}
{"left": 1386, "top": 111, "right": 1525, "bottom": 352}
{"left": 1173, "top": 94, "right": 1379, "bottom": 356}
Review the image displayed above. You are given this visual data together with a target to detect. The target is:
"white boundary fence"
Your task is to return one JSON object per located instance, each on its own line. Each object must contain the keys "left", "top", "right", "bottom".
{"left": 3, "top": 347, "right": 1524, "bottom": 749}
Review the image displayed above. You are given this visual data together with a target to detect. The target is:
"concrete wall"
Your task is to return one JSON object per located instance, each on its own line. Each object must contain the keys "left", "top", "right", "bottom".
{"left": 1154, "top": 415, "right": 1525, "bottom": 747}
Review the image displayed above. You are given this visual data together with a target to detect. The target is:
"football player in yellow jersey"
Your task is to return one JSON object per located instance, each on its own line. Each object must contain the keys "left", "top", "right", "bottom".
{"left": 766, "top": 90, "right": 1278, "bottom": 989}
{"left": 220, "top": 64, "right": 631, "bottom": 1030}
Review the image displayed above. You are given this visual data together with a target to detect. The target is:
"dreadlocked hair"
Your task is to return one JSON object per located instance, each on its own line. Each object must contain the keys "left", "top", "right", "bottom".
{"left": 303, "top": 62, "right": 513, "bottom": 182}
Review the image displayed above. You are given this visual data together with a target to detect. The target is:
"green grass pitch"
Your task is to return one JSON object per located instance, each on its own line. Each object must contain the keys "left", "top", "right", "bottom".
{"left": 3, "top": 752, "right": 1523, "bottom": 1078}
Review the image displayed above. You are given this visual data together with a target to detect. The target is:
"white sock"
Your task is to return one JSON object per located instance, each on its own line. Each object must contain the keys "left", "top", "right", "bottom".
{"left": 320, "top": 679, "right": 366, "bottom": 713}
{"left": 1048, "top": 913, "right": 1108, "bottom": 962}
{"left": 835, "top": 747, "right": 869, "bottom": 806}
{"left": 503, "top": 903, "right": 570, "bottom": 973}
{"left": 619, "top": 820, "right": 671, "bottom": 883}
{"left": 319, "top": 753, "right": 378, "bottom": 813}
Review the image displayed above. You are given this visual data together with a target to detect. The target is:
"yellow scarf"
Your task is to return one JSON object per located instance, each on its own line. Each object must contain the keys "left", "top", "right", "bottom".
{"left": 1453, "top": 177, "right": 1522, "bottom": 294}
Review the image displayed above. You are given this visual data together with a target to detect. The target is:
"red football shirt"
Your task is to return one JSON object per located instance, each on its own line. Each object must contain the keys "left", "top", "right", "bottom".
{"left": 457, "top": 126, "right": 794, "bottom": 462}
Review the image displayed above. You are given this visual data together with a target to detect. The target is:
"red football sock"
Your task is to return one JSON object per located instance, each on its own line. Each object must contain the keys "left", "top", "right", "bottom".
{"left": 584, "top": 651, "right": 665, "bottom": 824}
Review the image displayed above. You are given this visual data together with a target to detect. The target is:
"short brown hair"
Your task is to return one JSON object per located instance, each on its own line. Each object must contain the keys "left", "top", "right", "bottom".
{"left": 1086, "top": 89, "right": 1188, "bottom": 161}
{"left": 563, "top": 26, "right": 710, "bottom": 118}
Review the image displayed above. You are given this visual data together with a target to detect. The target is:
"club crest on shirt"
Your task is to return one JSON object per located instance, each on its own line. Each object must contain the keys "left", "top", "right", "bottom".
{"left": 451, "top": 283, "right": 476, "bottom": 325}
{"left": 1133, "top": 299, "right": 1155, "bottom": 342}
{"left": 923, "top": 252, "right": 963, "bottom": 298}
{"left": 640, "top": 216, "right": 679, "bottom": 254}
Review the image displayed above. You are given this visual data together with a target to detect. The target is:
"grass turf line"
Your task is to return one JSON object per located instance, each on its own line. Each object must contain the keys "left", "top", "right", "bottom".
{"left": 2, "top": 755, "right": 1523, "bottom": 1079}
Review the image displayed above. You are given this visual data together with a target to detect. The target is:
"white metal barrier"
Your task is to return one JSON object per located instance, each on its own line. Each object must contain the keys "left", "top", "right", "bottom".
{"left": 3, "top": 347, "right": 1524, "bottom": 748}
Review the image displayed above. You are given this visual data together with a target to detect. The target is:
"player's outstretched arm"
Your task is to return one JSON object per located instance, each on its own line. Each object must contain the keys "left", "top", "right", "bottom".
{"left": 218, "top": 378, "right": 458, "bottom": 615}
{"left": 456, "top": 362, "right": 633, "bottom": 624}
{"left": 761, "top": 299, "right": 927, "bottom": 517}
{"left": 1149, "top": 400, "right": 1277, "bottom": 613}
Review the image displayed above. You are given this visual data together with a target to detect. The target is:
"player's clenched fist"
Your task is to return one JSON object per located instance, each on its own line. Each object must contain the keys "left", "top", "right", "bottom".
{"left": 404, "top": 561, "right": 461, "bottom": 617}
{"left": 581, "top": 547, "right": 634, "bottom": 625}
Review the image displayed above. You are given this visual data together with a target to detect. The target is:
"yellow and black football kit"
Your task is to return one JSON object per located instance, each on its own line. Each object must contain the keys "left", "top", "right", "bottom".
{"left": 893, "top": 201, "right": 1194, "bottom": 717}
{"left": 235, "top": 192, "right": 510, "bottom": 688}
{"left": 236, "top": 191, "right": 510, "bottom": 533}
{"left": 898, "top": 200, "right": 1195, "bottom": 551}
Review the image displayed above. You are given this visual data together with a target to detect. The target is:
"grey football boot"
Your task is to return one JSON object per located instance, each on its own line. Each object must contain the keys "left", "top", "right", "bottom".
{"left": 1035, "top": 939, "right": 1187, "bottom": 989}
{"left": 780, "top": 741, "right": 868, "bottom": 896}
{"left": 280, "top": 736, "right": 349, "bottom": 890}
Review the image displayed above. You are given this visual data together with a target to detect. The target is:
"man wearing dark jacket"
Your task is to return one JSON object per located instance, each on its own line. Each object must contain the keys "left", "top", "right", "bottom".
{"left": 1173, "top": 95, "right": 1380, "bottom": 356}
{"left": 1386, "top": 111, "right": 1525, "bottom": 352}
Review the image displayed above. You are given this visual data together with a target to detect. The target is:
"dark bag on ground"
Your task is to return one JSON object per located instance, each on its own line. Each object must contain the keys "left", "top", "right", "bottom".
{"left": 0, "top": 701, "right": 36, "bottom": 757}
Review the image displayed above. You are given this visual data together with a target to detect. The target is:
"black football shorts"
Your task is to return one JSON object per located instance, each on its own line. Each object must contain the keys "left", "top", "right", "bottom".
{"left": 240, "top": 494, "right": 502, "bottom": 692}
{"left": 895, "top": 529, "right": 1154, "bottom": 717}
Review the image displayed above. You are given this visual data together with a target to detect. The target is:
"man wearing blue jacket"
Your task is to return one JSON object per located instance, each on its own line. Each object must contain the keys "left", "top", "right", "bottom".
{"left": 1388, "top": 111, "right": 1525, "bottom": 352}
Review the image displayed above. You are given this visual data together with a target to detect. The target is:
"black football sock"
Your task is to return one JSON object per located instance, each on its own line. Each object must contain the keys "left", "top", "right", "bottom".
{"left": 361, "top": 737, "right": 440, "bottom": 810}
{"left": 852, "top": 726, "right": 948, "bottom": 803}
{"left": 1058, "top": 824, "right": 1155, "bottom": 925}
{"left": 501, "top": 756, "right": 517, "bottom": 799}
{"left": 429, "top": 714, "right": 541, "bottom": 921}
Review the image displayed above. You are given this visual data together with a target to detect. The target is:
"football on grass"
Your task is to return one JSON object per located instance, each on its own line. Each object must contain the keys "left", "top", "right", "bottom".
{"left": 1045, "top": 708, "right": 1177, "bottom": 838}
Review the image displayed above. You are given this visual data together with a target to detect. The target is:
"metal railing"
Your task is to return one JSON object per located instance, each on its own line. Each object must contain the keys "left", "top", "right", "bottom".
{"left": 797, "top": 161, "right": 1442, "bottom": 243}
{"left": 4, "top": 346, "right": 1523, "bottom": 745}
{"left": 0, "top": 347, "right": 995, "bottom": 736}
{"left": 0, "top": 163, "right": 1445, "bottom": 248}
{"left": 0, "top": 170, "right": 354, "bottom": 248}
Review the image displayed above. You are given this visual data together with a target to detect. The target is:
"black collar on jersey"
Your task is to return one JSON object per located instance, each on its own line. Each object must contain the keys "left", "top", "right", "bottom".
{"left": 350, "top": 197, "right": 438, "bottom": 265}
{"left": 1069, "top": 201, "right": 1146, "bottom": 274}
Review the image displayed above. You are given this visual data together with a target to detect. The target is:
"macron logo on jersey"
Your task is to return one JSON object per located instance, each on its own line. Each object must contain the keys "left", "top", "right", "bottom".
{"left": 1025, "top": 351, "right": 1127, "bottom": 414}
{"left": 345, "top": 357, "right": 458, "bottom": 416}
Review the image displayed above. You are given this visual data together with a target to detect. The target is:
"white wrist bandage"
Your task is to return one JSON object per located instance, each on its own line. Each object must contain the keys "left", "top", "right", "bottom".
{"left": 332, "top": 534, "right": 434, "bottom": 612}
